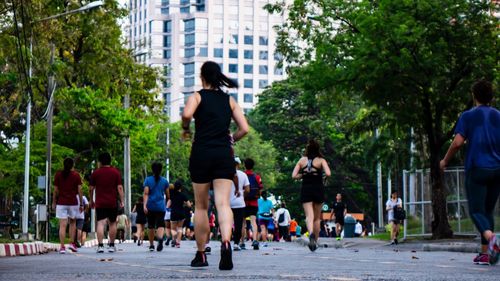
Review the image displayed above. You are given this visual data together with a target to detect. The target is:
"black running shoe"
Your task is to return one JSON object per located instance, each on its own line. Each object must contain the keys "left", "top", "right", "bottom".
{"left": 157, "top": 240, "right": 164, "bottom": 252}
{"left": 165, "top": 238, "right": 172, "bottom": 246}
{"left": 205, "top": 246, "right": 211, "bottom": 254}
{"left": 394, "top": 239, "right": 399, "bottom": 245}
{"left": 191, "top": 251, "right": 208, "bottom": 267}
{"left": 308, "top": 234, "right": 318, "bottom": 252}
{"left": 149, "top": 245, "right": 155, "bottom": 252}
{"left": 252, "top": 240, "right": 259, "bottom": 250}
{"left": 219, "top": 241, "right": 233, "bottom": 270}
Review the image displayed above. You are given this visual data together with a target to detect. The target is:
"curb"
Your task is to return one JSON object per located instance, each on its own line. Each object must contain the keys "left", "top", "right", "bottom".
{"left": 422, "top": 243, "right": 480, "bottom": 253}
{"left": 0, "top": 242, "right": 61, "bottom": 257}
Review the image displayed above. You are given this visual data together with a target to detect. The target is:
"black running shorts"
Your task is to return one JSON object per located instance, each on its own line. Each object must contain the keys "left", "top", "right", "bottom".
{"left": 96, "top": 208, "right": 118, "bottom": 223}
{"left": 300, "top": 185, "right": 325, "bottom": 204}
{"left": 189, "top": 146, "right": 235, "bottom": 183}
{"left": 147, "top": 211, "right": 166, "bottom": 229}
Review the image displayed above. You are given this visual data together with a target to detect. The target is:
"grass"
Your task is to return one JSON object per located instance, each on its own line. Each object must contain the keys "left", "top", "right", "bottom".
{"left": 369, "top": 232, "right": 391, "bottom": 241}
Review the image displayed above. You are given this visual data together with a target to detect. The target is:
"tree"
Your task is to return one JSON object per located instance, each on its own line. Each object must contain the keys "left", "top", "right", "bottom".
{"left": 267, "top": 0, "right": 499, "bottom": 238}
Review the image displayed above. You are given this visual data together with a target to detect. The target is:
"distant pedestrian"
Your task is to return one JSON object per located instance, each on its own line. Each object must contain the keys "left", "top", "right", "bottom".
{"left": 386, "top": 190, "right": 402, "bottom": 245}
{"left": 275, "top": 202, "right": 291, "bottom": 242}
{"left": 52, "top": 157, "right": 83, "bottom": 254}
{"left": 244, "top": 158, "right": 264, "bottom": 250}
{"left": 89, "top": 152, "right": 124, "bottom": 253}
{"left": 116, "top": 209, "right": 129, "bottom": 243}
{"left": 164, "top": 184, "right": 173, "bottom": 246}
{"left": 75, "top": 194, "right": 89, "bottom": 247}
{"left": 132, "top": 197, "right": 146, "bottom": 246}
{"left": 230, "top": 157, "right": 250, "bottom": 251}
{"left": 330, "top": 193, "right": 347, "bottom": 240}
{"left": 440, "top": 80, "right": 500, "bottom": 265}
{"left": 257, "top": 191, "right": 273, "bottom": 245}
{"left": 182, "top": 61, "right": 249, "bottom": 270}
{"left": 292, "top": 139, "right": 331, "bottom": 251}
{"left": 143, "top": 162, "right": 169, "bottom": 252}
{"left": 130, "top": 209, "right": 137, "bottom": 243}
{"left": 169, "top": 180, "right": 191, "bottom": 248}
{"left": 289, "top": 218, "right": 298, "bottom": 240}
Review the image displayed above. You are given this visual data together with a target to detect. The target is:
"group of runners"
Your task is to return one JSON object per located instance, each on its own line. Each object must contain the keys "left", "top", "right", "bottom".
{"left": 51, "top": 62, "right": 499, "bottom": 268}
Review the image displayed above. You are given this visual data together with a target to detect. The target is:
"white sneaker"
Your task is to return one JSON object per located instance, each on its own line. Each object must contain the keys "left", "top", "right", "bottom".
{"left": 108, "top": 245, "right": 116, "bottom": 253}
{"left": 97, "top": 246, "right": 105, "bottom": 253}
{"left": 233, "top": 244, "right": 241, "bottom": 251}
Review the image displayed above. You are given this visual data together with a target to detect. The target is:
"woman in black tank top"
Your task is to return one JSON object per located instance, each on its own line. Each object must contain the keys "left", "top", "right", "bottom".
{"left": 182, "top": 61, "right": 249, "bottom": 270}
{"left": 292, "top": 139, "right": 331, "bottom": 252}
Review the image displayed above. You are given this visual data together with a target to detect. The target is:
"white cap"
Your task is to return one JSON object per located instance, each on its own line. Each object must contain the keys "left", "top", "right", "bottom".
{"left": 234, "top": 156, "right": 241, "bottom": 164}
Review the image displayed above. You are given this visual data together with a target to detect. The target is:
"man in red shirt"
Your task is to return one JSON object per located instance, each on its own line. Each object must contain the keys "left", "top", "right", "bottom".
{"left": 52, "top": 158, "right": 83, "bottom": 254}
{"left": 90, "top": 152, "right": 124, "bottom": 253}
{"left": 243, "top": 158, "right": 263, "bottom": 250}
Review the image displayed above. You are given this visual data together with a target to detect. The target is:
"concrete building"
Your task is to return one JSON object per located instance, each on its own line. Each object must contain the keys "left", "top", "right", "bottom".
{"left": 125, "top": 0, "right": 287, "bottom": 121}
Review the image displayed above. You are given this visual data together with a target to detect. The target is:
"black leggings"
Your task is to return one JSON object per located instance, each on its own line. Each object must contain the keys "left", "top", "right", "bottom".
{"left": 465, "top": 167, "right": 500, "bottom": 245}
{"left": 232, "top": 208, "right": 245, "bottom": 244}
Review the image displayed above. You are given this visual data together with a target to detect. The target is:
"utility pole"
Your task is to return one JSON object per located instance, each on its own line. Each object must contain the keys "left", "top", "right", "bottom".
{"left": 45, "top": 43, "right": 55, "bottom": 241}
{"left": 124, "top": 91, "right": 131, "bottom": 239}
{"left": 22, "top": 37, "right": 33, "bottom": 239}
{"left": 376, "top": 129, "right": 383, "bottom": 228}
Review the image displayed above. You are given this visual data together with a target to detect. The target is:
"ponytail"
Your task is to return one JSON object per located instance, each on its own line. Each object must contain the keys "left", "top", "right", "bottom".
{"left": 151, "top": 162, "right": 162, "bottom": 183}
{"left": 62, "top": 158, "right": 74, "bottom": 179}
{"left": 201, "top": 61, "right": 238, "bottom": 90}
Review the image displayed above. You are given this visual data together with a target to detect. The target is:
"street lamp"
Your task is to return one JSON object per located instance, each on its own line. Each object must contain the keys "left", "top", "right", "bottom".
{"left": 21, "top": 0, "right": 104, "bottom": 239}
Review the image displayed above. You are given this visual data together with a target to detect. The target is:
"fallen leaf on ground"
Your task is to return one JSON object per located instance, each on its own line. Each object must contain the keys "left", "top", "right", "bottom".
{"left": 412, "top": 256, "right": 419, "bottom": 259}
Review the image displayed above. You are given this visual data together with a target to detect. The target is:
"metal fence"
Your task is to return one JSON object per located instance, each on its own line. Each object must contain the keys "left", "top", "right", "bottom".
{"left": 402, "top": 167, "right": 500, "bottom": 238}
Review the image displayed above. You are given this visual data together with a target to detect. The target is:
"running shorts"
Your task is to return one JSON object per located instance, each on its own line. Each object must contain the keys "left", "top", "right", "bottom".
{"left": 56, "top": 205, "right": 79, "bottom": 219}
{"left": 147, "top": 211, "right": 166, "bottom": 229}
{"left": 189, "top": 146, "right": 235, "bottom": 183}
{"left": 300, "top": 185, "right": 325, "bottom": 204}
{"left": 96, "top": 208, "right": 118, "bottom": 223}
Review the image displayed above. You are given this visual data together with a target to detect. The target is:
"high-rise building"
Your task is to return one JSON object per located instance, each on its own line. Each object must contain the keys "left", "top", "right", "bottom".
{"left": 125, "top": 0, "right": 287, "bottom": 121}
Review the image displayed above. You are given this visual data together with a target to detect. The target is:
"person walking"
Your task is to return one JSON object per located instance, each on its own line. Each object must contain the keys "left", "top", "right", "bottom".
{"left": 275, "top": 202, "right": 291, "bottom": 242}
{"left": 257, "top": 191, "right": 274, "bottom": 245}
{"left": 169, "top": 180, "right": 191, "bottom": 248}
{"left": 143, "top": 162, "right": 169, "bottom": 252}
{"left": 89, "top": 152, "right": 124, "bottom": 253}
{"left": 386, "top": 190, "right": 402, "bottom": 245}
{"left": 130, "top": 209, "right": 138, "bottom": 243}
{"left": 440, "top": 80, "right": 500, "bottom": 265}
{"left": 292, "top": 139, "right": 331, "bottom": 252}
{"left": 164, "top": 184, "right": 173, "bottom": 246}
{"left": 116, "top": 209, "right": 129, "bottom": 243}
{"left": 52, "top": 157, "right": 83, "bottom": 254}
{"left": 132, "top": 197, "right": 146, "bottom": 246}
{"left": 243, "top": 158, "right": 264, "bottom": 250}
{"left": 289, "top": 218, "right": 298, "bottom": 241}
{"left": 75, "top": 194, "right": 89, "bottom": 247}
{"left": 182, "top": 61, "right": 249, "bottom": 270}
{"left": 230, "top": 157, "right": 250, "bottom": 251}
{"left": 330, "top": 193, "right": 347, "bottom": 240}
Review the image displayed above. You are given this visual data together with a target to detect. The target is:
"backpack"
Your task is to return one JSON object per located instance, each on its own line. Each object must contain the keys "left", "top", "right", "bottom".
{"left": 394, "top": 206, "right": 406, "bottom": 220}
{"left": 278, "top": 211, "right": 286, "bottom": 224}
{"left": 245, "top": 173, "right": 261, "bottom": 200}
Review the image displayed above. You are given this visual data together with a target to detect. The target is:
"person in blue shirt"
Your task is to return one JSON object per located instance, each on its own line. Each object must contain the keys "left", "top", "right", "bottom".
{"left": 441, "top": 80, "right": 500, "bottom": 265}
{"left": 143, "top": 162, "right": 169, "bottom": 252}
{"left": 257, "top": 191, "right": 274, "bottom": 243}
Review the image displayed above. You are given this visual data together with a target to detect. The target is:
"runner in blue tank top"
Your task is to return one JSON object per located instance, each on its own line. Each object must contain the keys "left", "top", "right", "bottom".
{"left": 182, "top": 61, "right": 249, "bottom": 270}
{"left": 441, "top": 80, "right": 500, "bottom": 265}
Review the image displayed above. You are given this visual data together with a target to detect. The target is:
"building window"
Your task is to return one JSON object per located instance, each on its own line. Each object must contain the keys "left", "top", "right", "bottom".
{"left": 244, "top": 50, "right": 253, "bottom": 59}
{"left": 259, "top": 36, "right": 268, "bottom": 45}
{"left": 244, "top": 79, "right": 253, "bottom": 88}
{"left": 244, "top": 94, "right": 253, "bottom": 103}
{"left": 184, "top": 19, "right": 195, "bottom": 32}
{"left": 244, "top": 108, "right": 251, "bottom": 115}
{"left": 259, "top": 79, "right": 268, "bottom": 89}
{"left": 161, "top": 8, "right": 169, "bottom": 14}
{"left": 244, "top": 65, "right": 253, "bottom": 74}
{"left": 259, "top": 65, "right": 268, "bottom": 74}
{"left": 183, "top": 92, "right": 193, "bottom": 103}
{"left": 163, "top": 49, "right": 171, "bottom": 59}
{"left": 185, "top": 34, "right": 195, "bottom": 46}
{"left": 229, "top": 64, "right": 238, "bottom": 73}
{"left": 214, "top": 48, "right": 223, "bottom": 58}
{"left": 149, "top": 21, "right": 152, "bottom": 33}
{"left": 163, "top": 93, "right": 171, "bottom": 103}
{"left": 229, "top": 34, "right": 238, "bottom": 44}
{"left": 274, "top": 67, "right": 284, "bottom": 75}
{"left": 274, "top": 52, "right": 283, "bottom": 61}
{"left": 195, "top": 0, "right": 206, "bottom": 12}
{"left": 244, "top": 35, "right": 253, "bottom": 45}
{"left": 184, "top": 63, "right": 195, "bottom": 75}
{"left": 229, "top": 49, "right": 238, "bottom": 59}
{"left": 198, "top": 47, "right": 208, "bottom": 57}
{"left": 164, "top": 21, "right": 172, "bottom": 33}
{"left": 184, "top": 77, "right": 195, "bottom": 87}
{"left": 230, "top": 93, "right": 238, "bottom": 102}
{"left": 259, "top": 51, "right": 268, "bottom": 60}
{"left": 162, "top": 0, "right": 169, "bottom": 5}
{"left": 185, "top": 47, "right": 195, "bottom": 57}
{"left": 214, "top": 34, "right": 223, "bottom": 44}
{"left": 163, "top": 36, "right": 171, "bottom": 47}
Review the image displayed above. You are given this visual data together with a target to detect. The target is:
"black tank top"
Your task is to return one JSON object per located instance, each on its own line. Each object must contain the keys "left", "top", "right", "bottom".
{"left": 301, "top": 157, "right": 324, "bottom": 187}
{"left": 193, "top": 89, "right": 232, "bottom": 148}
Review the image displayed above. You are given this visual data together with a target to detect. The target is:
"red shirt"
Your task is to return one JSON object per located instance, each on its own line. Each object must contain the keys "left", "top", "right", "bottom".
{"left": 244, "top": 170, "right": 263, "bottom": 207}
{"left": 90, "top": 166, "right": 122, "bottom": 208}
{"left": 54, "top": 171, "right": 82, "bottom": 206}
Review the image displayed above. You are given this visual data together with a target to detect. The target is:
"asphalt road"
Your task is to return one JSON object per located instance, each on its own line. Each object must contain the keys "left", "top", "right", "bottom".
{"left": 0, "top": 240, "right": 499, "bottom": 281}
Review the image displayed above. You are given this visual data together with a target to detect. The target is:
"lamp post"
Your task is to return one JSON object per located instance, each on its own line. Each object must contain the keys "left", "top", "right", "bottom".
{"left": 21, "top": 0, "right": 104, "bottom": 239}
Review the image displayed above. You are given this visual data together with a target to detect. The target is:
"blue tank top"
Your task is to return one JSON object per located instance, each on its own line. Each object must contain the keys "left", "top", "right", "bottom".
{"left": 193, "top": 89, "right": 232, "bottom": 148}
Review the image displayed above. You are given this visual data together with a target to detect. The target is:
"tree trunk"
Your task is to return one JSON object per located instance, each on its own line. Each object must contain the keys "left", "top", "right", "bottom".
{"left": 429, "top": 149, "right": 453, "bottom": 239}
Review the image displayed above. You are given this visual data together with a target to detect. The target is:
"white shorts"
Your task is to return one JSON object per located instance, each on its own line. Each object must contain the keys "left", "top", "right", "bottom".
{"left": 56, "top": 205, "right": 79, "bottom": 219}
{"left": 164, "top": 210, "right": 171, "bottom": 221}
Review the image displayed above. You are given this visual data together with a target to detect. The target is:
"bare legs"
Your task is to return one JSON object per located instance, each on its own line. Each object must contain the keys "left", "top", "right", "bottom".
{"left": 171, "top": 220, "right": 184, "bottom": 245}
{"left": 302, "top": 202, "right": 322, "bottom": 241}
{"left": 58, "top": 218, "right": 76, "bottom": 247}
